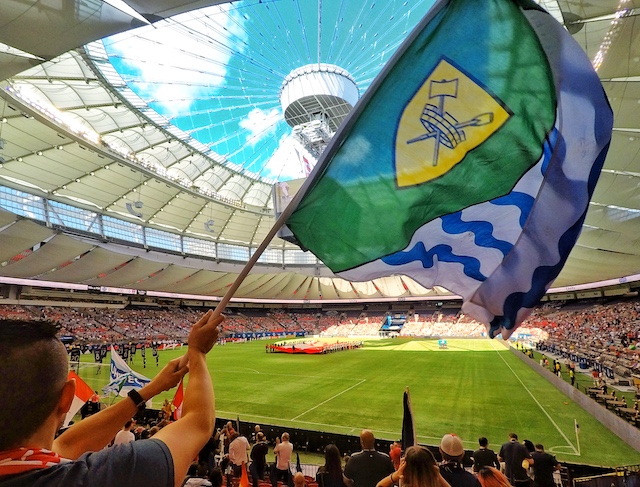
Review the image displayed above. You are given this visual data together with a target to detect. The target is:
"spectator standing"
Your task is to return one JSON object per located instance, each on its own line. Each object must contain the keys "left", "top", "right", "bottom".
{"left": 316, "top": 444, "right": 347, "bottom": 487}
{"left": 499, "top": 433, "right": 533, "bottom": 487}
{"left": 113, "top": 420, "right": 136, "bottom": 445}
{"left": 376, "top": 445, "right": 450, "bottom": 487}
{"left": 228, "top": 433, "right": 251, "bottom": 477}
{"left": 344, "top": 430, "right": 395, "bottom": 487}
{"left": 530, "top": 445, "right": 559, "bottom": 487}
{"left": 438, "top": 434, "right": 480, "bottom": 487}
{"left": 252, "top": 424, "right": 262, "bottom": 443}
{"left": 80, "top": 392, "right": 101, "bottom": 419}
{"left": 251, "top": 432, "right": 269, "bottom": 487}
{"left": 273, "top": 432, "right": 294, "bottom": 487}
{"left": 223, "top": 421, "right": 238, "bottom": 454}
{"left": 472, "top": 438, "right": 500, "bottom": 473}
{"left": 199, "top": 431, "right": 221, "bottom": 474}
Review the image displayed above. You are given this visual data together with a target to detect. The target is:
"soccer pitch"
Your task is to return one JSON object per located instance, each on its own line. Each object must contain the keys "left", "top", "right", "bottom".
{"left": 78, "top": 337, "right": 639, "bottom": 466}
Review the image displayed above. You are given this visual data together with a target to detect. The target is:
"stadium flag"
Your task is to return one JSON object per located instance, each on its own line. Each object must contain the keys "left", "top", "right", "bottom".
{"left": 172, "top": 378, "right": 184, "bottom": 420}
{"left": 104, "top": 346, "right": 151, "bottom": 397}
{"left": 284, "top": 0, "right": 613, "bottom": 339}
{"left": 64, "top": 371, "right": 94, "bottom": 426}
{"left": 102, "top": 375, "right": 126, "bottom": 397}
{"left": 401, "top": 387, "right": 416, "bottom": 452}
{"left": 240, "top": 462, "right": 250, "bottom": 487}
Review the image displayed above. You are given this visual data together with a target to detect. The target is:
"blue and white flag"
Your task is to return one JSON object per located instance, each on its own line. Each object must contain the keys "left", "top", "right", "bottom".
{"left": 103, "top": 346, "right": 150, "bottom": 397}
{"left": 286, "top": 0, "right": 613, "bottom": 338}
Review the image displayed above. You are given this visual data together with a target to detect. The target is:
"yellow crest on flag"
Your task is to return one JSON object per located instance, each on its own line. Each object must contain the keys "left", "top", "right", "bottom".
{"left": 395, "top": 58, "right": 511, "bottom": 187}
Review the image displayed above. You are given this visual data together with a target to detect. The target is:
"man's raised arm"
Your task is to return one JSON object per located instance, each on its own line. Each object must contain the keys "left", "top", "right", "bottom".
{"left": 153, "top": 309, "right": 223, "bottom": 487}
{"left": 53, "top": 353, "right": 188, "bottom": 459}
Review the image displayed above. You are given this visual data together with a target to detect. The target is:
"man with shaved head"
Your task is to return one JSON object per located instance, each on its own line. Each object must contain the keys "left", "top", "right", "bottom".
{"left": 0, "top": 311, "right": 223, "bottom": 487}
{"left": 344, "top": 430, "right": 395, "bottom": 487}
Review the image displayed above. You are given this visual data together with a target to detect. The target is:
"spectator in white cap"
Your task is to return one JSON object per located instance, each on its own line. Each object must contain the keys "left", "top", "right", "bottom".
{"left": 438, "top": 434, "right": 480, "bottom": 487}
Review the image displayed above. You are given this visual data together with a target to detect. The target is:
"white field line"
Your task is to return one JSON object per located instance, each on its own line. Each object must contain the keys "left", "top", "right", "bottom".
{"left": 290, "top": 379, "right": 367, "bottom": 421}
{"left": 489, "top": 340, "right": 579, "bottom": 456}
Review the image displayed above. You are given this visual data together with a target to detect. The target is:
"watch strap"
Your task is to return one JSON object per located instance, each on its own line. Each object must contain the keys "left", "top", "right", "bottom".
{"left": 127, "top": 389, "right": 146, "bottom": 409}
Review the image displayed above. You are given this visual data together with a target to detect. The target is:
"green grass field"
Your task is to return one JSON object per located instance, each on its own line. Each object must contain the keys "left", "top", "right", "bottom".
{"left": 78, "top": 337, "right": 639, "bottom": 467}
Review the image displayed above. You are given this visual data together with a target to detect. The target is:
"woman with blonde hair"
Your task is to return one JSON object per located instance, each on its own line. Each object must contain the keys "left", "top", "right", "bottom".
{"left": 477, "top": 467, "right": 512, "bottom": 487}
{"left": 376, "top": 446, "right": 450, "bottom": 487}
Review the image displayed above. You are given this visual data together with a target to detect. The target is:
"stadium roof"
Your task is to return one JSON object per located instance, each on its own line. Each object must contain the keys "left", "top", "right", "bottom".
{"left": 0, "top": 0, "right": 638, "bottom": 304}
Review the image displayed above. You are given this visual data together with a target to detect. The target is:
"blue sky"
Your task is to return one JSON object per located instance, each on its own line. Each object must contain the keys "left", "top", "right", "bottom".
{"left": 103, "top": 0, "right": 434, "bottom": 181}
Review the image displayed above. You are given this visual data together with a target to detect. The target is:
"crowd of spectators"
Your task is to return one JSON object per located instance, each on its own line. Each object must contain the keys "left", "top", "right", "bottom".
{"left": 92, "top": 422, "right": 561, "bottom": 487}
{"left": 3, "top": 297, "right": 640, "bottom": 486}
{"left": 1, "top": 297, "right": 640, "bottom": 377}
{"left": 524, "top": 299, "right": 640, "bottom": 378}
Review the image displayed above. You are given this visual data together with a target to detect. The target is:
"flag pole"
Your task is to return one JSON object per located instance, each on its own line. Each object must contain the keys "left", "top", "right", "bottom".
{"left": 210, "top": 132, "right": 344, "bottom": 316}
{"left": 210, "top": 193, "right": 306, "bottom": 317}
{"left": 206, "top": 2, "right": 454, "bottom": 319}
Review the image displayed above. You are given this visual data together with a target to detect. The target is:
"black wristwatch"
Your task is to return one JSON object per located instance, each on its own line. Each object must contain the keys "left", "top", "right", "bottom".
{"left": 128, "top": 389, "right": 146, "bottom": 410}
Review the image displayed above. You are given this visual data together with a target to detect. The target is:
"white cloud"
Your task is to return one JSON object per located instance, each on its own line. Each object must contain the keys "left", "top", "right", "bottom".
{"left": 260, "top": 135, "right": 313, "bottom": 181}
{"left": 239, "top": 108, "right": 281, "bottom": 146}
{"left": 105, "top": 4, "right": 246, "bottom": 117}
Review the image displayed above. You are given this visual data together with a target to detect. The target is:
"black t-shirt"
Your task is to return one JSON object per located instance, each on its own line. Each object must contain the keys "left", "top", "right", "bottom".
{"left": 500, "top": 441, "right": 532, "bottom": 483}
{"left": 439, "top": 462, "right": 482, "bottom": 487}
{"left": 531, "top": 451, "right": 558, "bottom": 487}
{"left": 344, "top": 450, "right": 395, "bottom": 487}
{"left": 317, "top": 469, "right": 346, "bottom": 487}
{"left": 250, "top": 442, "right": 269, "bottom": 470}
{"left": 472, "top": 448, "right": 500, "bottom": 471}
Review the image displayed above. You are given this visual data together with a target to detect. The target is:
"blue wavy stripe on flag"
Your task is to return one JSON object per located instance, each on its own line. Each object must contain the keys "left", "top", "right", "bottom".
{"left": 489, "top": 192, "right": 535, "bottom": 229}
{"left": 487, "top": 128, "right": 556, "bottom": 228}
{"left": 468, "top": 4, "right": 614, "bottom": 338}
{"left": 491, "top": 214, "right": 585, "bottom": 335}
{"left": 384, "top": 139, "right": 552, "bottom": 274}
{"left": 488, "top": 140, "right": 611, "bottom": 336}
{"left": 540, "top": 127, "right": 558, "bottom": 175}
{"left": 440, "top": 212, "right": 513, "bottom": 256}
{"left": 382, "top": 243, "right": 486, "bottom": 281}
